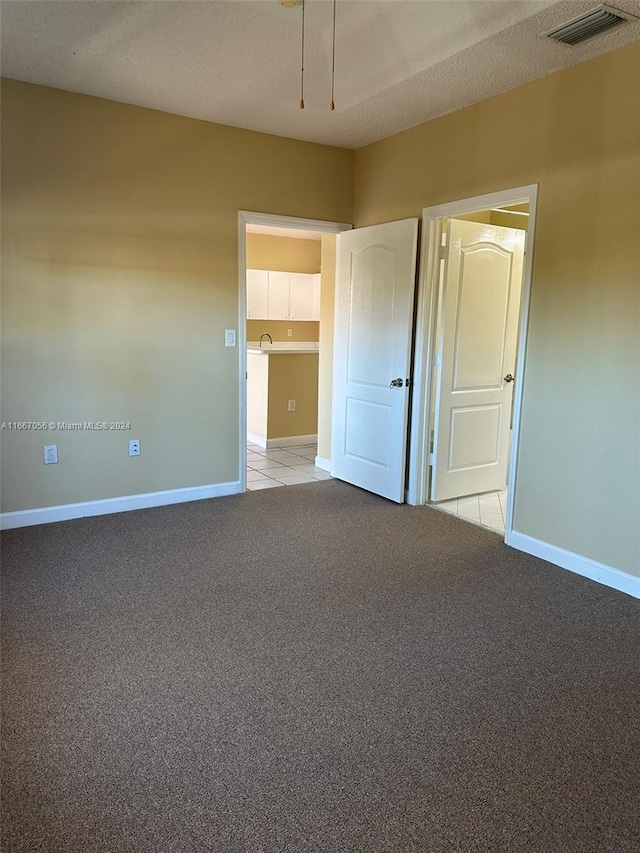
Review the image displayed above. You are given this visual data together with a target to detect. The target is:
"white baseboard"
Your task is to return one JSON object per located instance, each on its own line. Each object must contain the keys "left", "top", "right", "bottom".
{"left": 246, "top": 433, "right": 317, "bottom": 449}
{"left": 266, "top": 434, "right": 317, "bottom": 449}
{"left": 509, "top": 531, "right": 640, "bottom": 599}
{"left": 315, "top": 456, "right": 331, "bottom": 473}
{"left": 0, "top": 481, "right": 242, "bottom": 530}
{"left": 247, "top": 432, "right": 267, "bottom": 448}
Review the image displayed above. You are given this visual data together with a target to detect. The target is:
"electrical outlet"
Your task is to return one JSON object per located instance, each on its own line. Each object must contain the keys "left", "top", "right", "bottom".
{"left": 288, "top": 329, "right": 293, "bottom": 337}
{"left": 287, "top": 400, "right": 296, "bottom": 412}
{"left": 43, "top": 444, "right": 58, "bottom": 464}
{"left": 129, "top": 439, "right": 141, "bottom": 457}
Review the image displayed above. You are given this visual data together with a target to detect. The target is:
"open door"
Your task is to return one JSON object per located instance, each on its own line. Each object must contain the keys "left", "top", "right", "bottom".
{"left": 331, "top": 219, "right": 418, "bottom": 502}
{"left": 431, "top": 218, "right": 524, "bottom": 501}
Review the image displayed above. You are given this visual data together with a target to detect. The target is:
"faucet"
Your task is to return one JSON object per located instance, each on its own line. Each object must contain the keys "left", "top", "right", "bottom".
{"left": 259, "top": 333, "right": 273, "bottom": 349}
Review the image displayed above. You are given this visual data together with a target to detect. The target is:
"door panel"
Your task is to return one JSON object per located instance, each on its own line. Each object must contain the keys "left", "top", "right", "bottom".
{"left": 344, "top": 398, "right": 391, "bottom": 465}
{"left": 348, "top": 246, "right": 397, "bottom": 386}
{"left": 332, "top": 219, "right": 418, "bottom": 503}
{"left": 453, "top": 247, "right": 511, "bottom": 389}
{"left": 431, "top": 219, "right": 524, "bottom": 501}
{"left": 448, "top": 405, "right": 501, "bottom": 469}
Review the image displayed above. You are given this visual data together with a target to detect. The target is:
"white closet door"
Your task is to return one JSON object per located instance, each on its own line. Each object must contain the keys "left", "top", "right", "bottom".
{"left": 268, "top": 271, "right": 290, "bottom": 320}
{"left": 431, "top": 219, "right": 524, "bottom": 501}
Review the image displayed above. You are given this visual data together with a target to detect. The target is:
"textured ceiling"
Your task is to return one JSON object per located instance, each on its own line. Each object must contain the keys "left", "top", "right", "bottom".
{"left": 1, "top": 0, "right": 639, "bottom": 148}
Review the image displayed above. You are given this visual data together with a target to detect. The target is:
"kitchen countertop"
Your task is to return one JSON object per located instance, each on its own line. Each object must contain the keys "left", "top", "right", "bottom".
{"left": 247, "top": 342, "right": 319, "bottom": 355}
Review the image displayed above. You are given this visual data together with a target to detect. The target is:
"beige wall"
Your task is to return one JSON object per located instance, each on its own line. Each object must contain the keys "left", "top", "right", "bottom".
{"left": 0, "top": 79, "right": 353, "bottom": 511}
{"left": 246, "top": 233, "right": 321, "bottom": 273}
{"left": 3, "top": 46, "right": 639, "bottom": 579}
{"left": 317, "top": 234, "right": 337, "bottom": 461}
{"left": 267, "top": 354, "right": 319, "bottom": 439}
{"left": 456, "top": 210, "right": 529, "bottom": 231}
{"left": 354, "top": 41, "right": 640, "bottom": 576}
{"left": 247, "top": 320, "right": 319, "bottom": 343}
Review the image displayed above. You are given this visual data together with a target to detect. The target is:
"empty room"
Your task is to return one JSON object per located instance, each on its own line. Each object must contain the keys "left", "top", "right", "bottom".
{"left": 1, "top": 2, "right": 639, "bottom": 851}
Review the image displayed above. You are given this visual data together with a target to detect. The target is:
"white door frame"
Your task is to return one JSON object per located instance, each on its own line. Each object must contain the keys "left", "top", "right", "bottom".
{"left": 237, "top": 211, "right": 351, "bottom": 492}
{"left": 406, "top": 185, "right": 539, "bottom": 546}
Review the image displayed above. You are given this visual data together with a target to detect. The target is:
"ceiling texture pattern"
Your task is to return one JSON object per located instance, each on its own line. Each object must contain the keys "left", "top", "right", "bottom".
{"left": 1, "top": 0, "right": 639, "bottom": 148}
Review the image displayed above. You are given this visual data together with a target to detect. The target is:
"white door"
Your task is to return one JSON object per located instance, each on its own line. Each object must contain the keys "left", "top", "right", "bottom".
{"left": 431, "top": 219, "right": 524, "bottom": 501}
{"left": 332, "top": 219, "right": 418, "bottom": 502}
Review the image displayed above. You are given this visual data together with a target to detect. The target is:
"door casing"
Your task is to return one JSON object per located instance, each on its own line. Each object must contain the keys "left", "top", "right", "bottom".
{"left": 405, "top": 185, "right": 539, "bottom": 546}
{"left": 237, "top": 211, "right": 351, "bottom": 492}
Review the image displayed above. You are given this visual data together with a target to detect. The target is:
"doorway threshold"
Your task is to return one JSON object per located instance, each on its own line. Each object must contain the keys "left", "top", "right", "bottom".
{"left": 432, "top": 489, "right": 507, "bottom": 535}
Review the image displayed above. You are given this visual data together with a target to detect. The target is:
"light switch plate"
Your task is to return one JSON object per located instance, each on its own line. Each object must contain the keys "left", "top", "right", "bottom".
{"left": 225, "top": 329, "right": 236, "bottom": 347}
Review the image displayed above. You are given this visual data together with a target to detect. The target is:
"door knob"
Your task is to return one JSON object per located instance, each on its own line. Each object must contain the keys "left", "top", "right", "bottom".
{"left": 504, "top": 373, "right": 514, "bottom": 383}
{"left": 390, "top": 378, "right": 404, "bottom": 388}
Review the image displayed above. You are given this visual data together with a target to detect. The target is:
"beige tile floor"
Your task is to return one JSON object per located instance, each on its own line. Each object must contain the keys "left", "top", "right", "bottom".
{"left": 433, "top": 489, "right": 508, "bottom": 535}
{"left": 246, "top": 442, "right": 332, "bottom": 490}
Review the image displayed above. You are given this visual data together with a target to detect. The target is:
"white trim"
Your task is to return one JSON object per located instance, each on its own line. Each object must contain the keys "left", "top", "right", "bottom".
{"left": 240, "top": 212, "right": 351, "bottom": 234}
{"left": 0, "top": 481, "right": 242, "bottom": 530}
{"left": 315, "top": 456, "right": 331, "bottom": 472}
{"left": 510, "top": 531, "right": 640, "bottom": 600}
{"left": 247, "top": 431, "right": 267, "bottom": 448}
{"left": 238, "top": 211, "right": 351, "bottom": 494}
{"left": 247, "top": 433, "right": 318, "bottom": 449}
{"left": 266, "top": 434, "right": 317, "bottom": 448}
{"left": 406, "top": 184, "right": 539, "bottom": 555}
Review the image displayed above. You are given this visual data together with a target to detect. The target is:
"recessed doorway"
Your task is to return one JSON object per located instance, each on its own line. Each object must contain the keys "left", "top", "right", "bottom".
{"left": 237, "top": 212, "right": 351, "bottom": 494}
{"left": 406, "top": 186, "right": 538, "bottom": 546}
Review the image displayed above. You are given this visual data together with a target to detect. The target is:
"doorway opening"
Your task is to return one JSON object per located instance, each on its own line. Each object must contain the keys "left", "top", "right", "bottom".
{"left": 406, "top": 185, "right": 538, "bottom": 546}
{"left": 237, "top": 212, "right": 350, "bottom": 493}
{"left": 431, "top": 205, "right": 528, "bottom": 534}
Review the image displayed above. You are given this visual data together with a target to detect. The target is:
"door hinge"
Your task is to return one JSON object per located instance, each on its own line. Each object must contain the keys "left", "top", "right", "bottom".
{"left": 433, "top": 352, "right": 442, "bottom": 367}
{"left": 440, "top": 245, "right": 448, "bottom": 261}
{"left": 428, "top": 453, "right": 435, "bottom": 466}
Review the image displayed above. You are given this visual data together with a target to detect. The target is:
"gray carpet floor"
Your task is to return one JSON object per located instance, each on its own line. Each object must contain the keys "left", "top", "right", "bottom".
{"left": 1, "top": 479, "right": 639, "bottom": 853}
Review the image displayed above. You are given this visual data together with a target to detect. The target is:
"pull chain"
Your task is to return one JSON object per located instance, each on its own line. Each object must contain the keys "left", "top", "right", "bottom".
{"left": 330, "top": 0, "right": 336, "bottom": 110}
{"left": 299, "top": 0, "right": 305, "bottom": 109}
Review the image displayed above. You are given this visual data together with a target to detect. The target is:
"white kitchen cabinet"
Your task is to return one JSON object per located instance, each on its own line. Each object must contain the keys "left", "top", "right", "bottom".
{"left": 289, "top": 273, "right": 311, "bottom": 320}
{"left": 310, "top": 273, "right": 321, "bottom": 321}
{"left": 247, "top": 269, "right": 321, "bottom": 321}
{"left": 246, "top": 269, "right": 269, "bottom": 320}
{"left": 268, "top": 271, "right": 290, "bottom": 320}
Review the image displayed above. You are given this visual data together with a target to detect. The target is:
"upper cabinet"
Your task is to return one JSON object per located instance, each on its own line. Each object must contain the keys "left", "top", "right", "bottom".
{"left": 247, "top": 269, "right": 321, "bottom": 321}
{"left": 246, "top": 269, "right": 268, "bottom": 320}
{"left": 268, "top": 271, "right": 291, "bottom": 320}
{"left": 289, "top": 273, "right": 312, "bottom": 321}
{"left": 310, "top": 274, "right": 321, "bottom": 321}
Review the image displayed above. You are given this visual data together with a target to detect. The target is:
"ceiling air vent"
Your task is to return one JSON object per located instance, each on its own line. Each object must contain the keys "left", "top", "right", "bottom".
{"left": 545, "top": 4, "right": 637, "bottom": 46}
